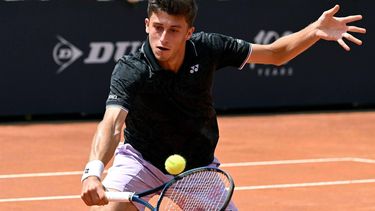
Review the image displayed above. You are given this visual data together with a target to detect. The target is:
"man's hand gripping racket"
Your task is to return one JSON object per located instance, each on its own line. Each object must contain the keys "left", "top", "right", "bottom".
{"left": 106, "top": 167, "right": 235, "bottom": 210}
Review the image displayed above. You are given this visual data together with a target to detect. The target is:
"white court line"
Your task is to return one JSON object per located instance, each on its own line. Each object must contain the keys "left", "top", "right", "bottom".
{"left": 0, "top": 171, "right": 82, "bottom": 179}
{"left": 0, "top": 170, "right": 108, "bottom": 179}
{"left": 349, "top": 157, "right": 375, "bottom": 164}
{"left": 1, "top": 157, "right": 375, "bottom": 179}
{"left": 235, "top": 178, "right": 375, "bottom": 191}
{"left": 0, "top": 195, "right": 80, "bottom": 203}
{"left": 1, "top": 178, "right": 375, "bottom": 203}
{"left": 221, "top": 157, "right": 375, "bottom": 167}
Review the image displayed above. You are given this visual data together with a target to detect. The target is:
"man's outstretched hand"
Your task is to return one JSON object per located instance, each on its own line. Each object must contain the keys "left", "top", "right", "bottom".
{"left": 315, "top": 4, "right": 366, "bottom": 51}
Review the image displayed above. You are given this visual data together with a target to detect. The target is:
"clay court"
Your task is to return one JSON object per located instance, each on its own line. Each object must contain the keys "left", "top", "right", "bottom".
{"left": 1, "top": 110, "right": 375, "bottom": 210}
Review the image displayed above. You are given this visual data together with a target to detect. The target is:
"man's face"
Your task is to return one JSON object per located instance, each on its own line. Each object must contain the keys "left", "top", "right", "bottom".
{"left": 145, "top": 11, "right": 194, "bottom": 65}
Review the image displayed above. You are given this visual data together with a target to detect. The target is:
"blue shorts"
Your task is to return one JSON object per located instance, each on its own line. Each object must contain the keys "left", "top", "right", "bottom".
{"left": 102, "top": 143, "right": 238, "bottom": 211}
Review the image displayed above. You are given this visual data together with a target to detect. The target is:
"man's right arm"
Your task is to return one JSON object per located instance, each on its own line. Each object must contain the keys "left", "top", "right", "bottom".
{"left": 80, "top": 106, "right": 127, "bottom": 206}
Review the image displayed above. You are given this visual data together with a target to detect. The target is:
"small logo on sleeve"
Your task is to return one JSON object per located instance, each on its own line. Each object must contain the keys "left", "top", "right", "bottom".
{"left": 108, "top": 95, "right": 118, "bottom": 100}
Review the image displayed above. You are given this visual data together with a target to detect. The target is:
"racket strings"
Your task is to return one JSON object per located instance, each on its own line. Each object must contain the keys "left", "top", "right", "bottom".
{"left": 160, "top": 170, "right": 232, "bottom": 210}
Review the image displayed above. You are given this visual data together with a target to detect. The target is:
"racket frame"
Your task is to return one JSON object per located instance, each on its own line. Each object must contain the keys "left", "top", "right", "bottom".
{"left": 157, "top": 167, "right": 235, "bottom": 210}
{"left": 105, "top": 166, "right": 235, "bottom": 211}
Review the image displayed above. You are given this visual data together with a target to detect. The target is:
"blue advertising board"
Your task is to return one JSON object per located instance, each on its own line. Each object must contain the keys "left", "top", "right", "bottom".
{"left": 0, "top": 0, "right": 373, "bottom": 117}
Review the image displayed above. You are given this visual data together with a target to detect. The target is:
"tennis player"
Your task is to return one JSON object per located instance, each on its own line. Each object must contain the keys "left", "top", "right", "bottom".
{"left": 80, "top": 0, "right": 366, "bottom": 210}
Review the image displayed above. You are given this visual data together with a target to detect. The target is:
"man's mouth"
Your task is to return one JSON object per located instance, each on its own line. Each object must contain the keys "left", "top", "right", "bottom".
{"left": 157, "top": 46, "right": 169, "bottom": 51}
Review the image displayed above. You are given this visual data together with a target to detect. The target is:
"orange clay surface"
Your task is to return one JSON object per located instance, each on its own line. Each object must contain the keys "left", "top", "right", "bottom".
{"left": 1, "top": 111, "right": 375, "bottom": 210}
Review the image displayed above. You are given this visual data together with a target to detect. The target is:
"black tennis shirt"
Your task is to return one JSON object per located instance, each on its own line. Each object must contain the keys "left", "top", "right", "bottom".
{"left": 106, "top": 32, "right": 251, "bottom": 173}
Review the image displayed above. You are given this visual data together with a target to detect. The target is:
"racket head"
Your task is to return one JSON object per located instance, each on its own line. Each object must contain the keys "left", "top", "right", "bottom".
{"left": 156, "top": 167, "right": 235, "bottom": 211}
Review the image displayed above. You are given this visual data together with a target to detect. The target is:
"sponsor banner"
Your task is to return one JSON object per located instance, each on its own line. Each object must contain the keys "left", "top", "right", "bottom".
{"left": 0, "top": 1, "right": 148, "bottom": 116}
{"left": 0, "top": 0, "right": 373, "bottom": 116}
{"left": 197, "top": 0, "right": 374, "bottom": 109}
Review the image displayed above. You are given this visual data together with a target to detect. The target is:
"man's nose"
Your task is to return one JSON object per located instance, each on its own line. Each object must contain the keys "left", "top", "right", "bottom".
{"left": 160, "top": 30, "right": 168, "bottom": 44}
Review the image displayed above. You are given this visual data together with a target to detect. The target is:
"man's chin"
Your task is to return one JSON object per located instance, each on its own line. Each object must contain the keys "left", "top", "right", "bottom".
{"left": 154, "top": 54, "right": 170, "bottom": 62}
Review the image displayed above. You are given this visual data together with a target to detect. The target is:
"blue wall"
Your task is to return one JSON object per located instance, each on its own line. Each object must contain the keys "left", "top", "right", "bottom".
{"left": 0, "top": 0, "right": 373, "bottom": 116}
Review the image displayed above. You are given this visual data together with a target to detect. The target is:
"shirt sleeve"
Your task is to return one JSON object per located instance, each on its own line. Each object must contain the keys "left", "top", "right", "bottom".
{"left": 106, "top": 58, "right": 144, "bottom": 111}
{"left": 203, "top": 32, "right": 252, "bottom": 70}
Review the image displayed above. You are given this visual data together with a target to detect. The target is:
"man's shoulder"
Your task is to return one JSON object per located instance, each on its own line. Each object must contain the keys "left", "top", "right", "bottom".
{"left": 116, "top": 52, "right": 149, "bottom": 73}
{"left": 111, "top": 52, "right": 151, "bottom": 81}
{"left": 191, "top": 31, "right": 231, "bottom": 50}
{"left": 118, "top": 50, "right": 148, "bottom": 68}
{"left": 191, "top": 31, "right": 209, "bottom": 43}
{"left": 190, "top": 32, "right": 213, "bottom": 53}
{"left": 191, "top": 32, "right": 226, "bottom": 42}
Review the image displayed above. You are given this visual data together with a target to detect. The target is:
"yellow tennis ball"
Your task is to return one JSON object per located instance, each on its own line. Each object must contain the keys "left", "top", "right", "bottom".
{"left": 165, "top": 154, "right": 186, "bottom": 175}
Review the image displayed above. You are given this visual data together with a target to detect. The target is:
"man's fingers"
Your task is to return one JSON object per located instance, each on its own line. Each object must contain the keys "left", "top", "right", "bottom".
{"left": 348, "top": 25, "right": 367, "bottom": 34}
{"left": 90, "top": 190, "right": 101, "bottom": 205}
{"left": 81, "top": 190, "right": 108, "bottom": 206}
{"left": 81, "top": 192, "right": 94, "bottom": 206}
{"left": 337, "top": 38, "right": 350, "bottom": 51}
{"left": 324, "top": 4, "right": 340, "bottom": 16}
{"left": 97, "top": 191, "right": 109, "bottom": 206}
{"left": 81, "top": 184, "right": 107, "bottom": 206}
{"left": 338, "top": 15, "right": 363, "bottom": 23}
{"left": 343, "top": 32, "right": 363, "bottom": 45}
{"left": 81, "top": 176, "right": 109, "bottom": 206}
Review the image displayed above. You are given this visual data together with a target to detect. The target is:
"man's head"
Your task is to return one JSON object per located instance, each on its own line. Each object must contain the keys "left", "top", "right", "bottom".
{"left": 147, "top": 0, "right": 197, "bottom": 27}
{"left": 145, "top": 0, "right": 197, "bottom": 70}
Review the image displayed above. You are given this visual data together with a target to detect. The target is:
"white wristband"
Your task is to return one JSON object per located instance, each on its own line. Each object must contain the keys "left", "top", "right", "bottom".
{"left": 81, "top": 160, "right": 104, "bottom": 182}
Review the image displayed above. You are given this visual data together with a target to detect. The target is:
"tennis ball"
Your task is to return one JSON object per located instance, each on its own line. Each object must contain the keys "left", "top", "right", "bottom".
{"left": 165, "top": 154, "right": 186, "bottom": 175}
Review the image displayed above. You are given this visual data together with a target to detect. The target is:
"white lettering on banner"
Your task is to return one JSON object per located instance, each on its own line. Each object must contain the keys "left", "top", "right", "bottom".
{"left": 114, "top": 42, "right": 141, "bottom": 61}
{"left": 53, "top": 35, "right": 142, "bottom": 74}
{"left": 253, "top": 30, "right": 292, "bottom": 45}
{"left": 84, "top": 42, "right": 114, "bottom": 64}
{"left": 249, "top": 30, "right": 294, "bottom": 77}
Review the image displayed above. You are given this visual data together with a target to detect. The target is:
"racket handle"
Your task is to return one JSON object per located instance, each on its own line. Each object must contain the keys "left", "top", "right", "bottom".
{"left": 105, "top": 192, "right": 133, "bottom": 202}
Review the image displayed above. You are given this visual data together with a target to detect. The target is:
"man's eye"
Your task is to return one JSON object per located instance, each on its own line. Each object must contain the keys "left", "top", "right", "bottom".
{"left": 155, "top": 26, "right": 163, "bottom": 31}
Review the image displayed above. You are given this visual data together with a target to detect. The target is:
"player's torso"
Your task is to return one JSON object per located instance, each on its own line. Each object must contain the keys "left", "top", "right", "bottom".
{"left": 124, "top": 38, "right": 219, "bottom": 171}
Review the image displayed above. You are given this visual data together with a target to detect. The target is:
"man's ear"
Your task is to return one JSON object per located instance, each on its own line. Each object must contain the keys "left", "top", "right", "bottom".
{"left": 186, "top": 26, "right": 195, "bottom": 40}
{"left": 145, "top": 18, "right": 150, "bottom": 34}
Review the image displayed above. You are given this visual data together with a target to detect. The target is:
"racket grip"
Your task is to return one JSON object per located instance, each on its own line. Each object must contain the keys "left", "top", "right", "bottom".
{"left": 105, "top": 192, "right": 133, "bottom": 202}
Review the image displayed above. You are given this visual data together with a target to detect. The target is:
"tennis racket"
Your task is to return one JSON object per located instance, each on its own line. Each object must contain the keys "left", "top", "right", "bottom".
{"left": 105, "top": 166, "right": 235, "bottom": 210}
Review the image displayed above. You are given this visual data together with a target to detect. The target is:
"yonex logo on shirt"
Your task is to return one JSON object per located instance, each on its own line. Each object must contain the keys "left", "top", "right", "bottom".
{"left": 189, "top": 64, "right": 199, "bottom": 74}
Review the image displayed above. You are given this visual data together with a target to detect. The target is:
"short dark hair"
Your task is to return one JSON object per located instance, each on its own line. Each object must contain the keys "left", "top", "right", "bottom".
{"left": 147, "top": 0, "right": 198, "bottom": 27}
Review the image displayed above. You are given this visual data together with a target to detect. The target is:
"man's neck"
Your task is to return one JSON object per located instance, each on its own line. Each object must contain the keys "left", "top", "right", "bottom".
{"left": 159, "top": 46, "right": 186, "bottom": 73}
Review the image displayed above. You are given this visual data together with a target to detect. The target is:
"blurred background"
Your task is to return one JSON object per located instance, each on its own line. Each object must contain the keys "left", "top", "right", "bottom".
{"left": 1, "top": 1, "right": 375, "bottom": 210}
{"left": 0, "top": 0, "right": 373, "bottom": 121}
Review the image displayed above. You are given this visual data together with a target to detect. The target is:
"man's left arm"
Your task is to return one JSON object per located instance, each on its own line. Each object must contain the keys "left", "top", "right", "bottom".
{"left": 247, "top": 4, "right": 366, "bottom": 66}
